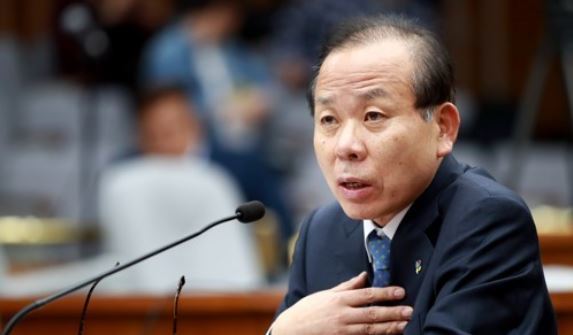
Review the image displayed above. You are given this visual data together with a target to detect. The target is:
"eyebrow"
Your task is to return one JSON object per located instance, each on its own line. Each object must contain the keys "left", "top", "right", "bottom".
{"left": 315, "top": 87, "right": 389, "bottom": 107}
{"left": 315, "top": 95, "right": 333, "bottom": 107}
{"left": 359, "top": 88, "right": 389, "bottom": 100}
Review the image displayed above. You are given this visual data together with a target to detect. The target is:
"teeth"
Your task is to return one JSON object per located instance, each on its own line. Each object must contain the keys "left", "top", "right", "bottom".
{"left": 345, "top": 182, "right": 365, "bottom": 189}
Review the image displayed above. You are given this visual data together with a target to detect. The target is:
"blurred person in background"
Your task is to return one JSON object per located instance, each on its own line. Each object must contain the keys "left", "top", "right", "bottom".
{"left": 140, "top": 0, "right": 294, "bottom": 253}
{"left": 0, "top": 87, "right": 263, "bottom": 295}
{"left": 98, "top": 86, "right": 263, "bottom": 291}
{"left": 137, "top": 86, "right": 205, "bottom": 158}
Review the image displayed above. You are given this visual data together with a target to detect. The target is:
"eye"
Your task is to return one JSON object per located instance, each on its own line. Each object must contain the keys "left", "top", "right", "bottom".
{"left": 364, "top": 111, "right": 385, "bottom": 122}
{"left": 320, "top": 115, "right": 337, "bottom": 126}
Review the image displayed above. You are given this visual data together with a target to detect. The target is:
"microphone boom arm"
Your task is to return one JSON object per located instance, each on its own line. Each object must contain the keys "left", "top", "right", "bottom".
{"left": 1, "top": 214, "right": 239, "bottom": 335}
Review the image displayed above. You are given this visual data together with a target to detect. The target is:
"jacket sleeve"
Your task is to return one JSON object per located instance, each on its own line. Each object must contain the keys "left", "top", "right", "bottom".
{"left": 417, "top": 196, "right": 557, "bottom": 335}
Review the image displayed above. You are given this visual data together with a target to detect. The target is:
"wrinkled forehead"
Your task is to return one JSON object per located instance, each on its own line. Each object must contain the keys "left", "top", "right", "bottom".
{"left": 315, "top": 39, "right": 416, "bottom": 103}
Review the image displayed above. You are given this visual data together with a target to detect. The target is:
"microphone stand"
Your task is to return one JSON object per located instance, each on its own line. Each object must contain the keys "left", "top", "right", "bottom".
{"left": 1, "top": 214, "right": 238, "bottom": 335}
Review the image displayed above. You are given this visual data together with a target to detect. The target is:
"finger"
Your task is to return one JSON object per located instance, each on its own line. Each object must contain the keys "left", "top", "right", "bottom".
{"left": 342, "top": 305, "right": 413, "bottom": 324}
{"left": 346, "top": 321, "right": 408, "bottom": 335}
{"left": 341, "top": 286, "right": 406, "bottom": 306}
{"left": 332, "top": 272, "right": 369, "bottom": 292}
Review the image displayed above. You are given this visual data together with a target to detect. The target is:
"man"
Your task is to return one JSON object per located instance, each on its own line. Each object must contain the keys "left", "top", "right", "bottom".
{"left": 137, "top": 87, "right": 204, "bottom": 157}
{"left": 98, "top": 87, "right": 264, "bottom": 291}
{"left": 270, "top": 15, "right": 557, "bottom": 334}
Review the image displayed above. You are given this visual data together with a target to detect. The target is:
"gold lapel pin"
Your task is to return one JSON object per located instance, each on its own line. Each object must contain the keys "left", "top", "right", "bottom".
{"left": 415, "top": 259, "right": 422, "bottom": 274}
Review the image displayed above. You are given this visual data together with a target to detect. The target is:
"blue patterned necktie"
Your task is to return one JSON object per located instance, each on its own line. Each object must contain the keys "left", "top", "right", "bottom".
{"left": 367, "top": 230, "right": 391, "bottom": 287}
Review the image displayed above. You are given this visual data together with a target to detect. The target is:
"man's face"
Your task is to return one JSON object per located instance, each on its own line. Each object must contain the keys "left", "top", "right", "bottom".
{"left": 313, "top": 38, "right": 446, "bottom": 225}
{"left": 140, "top": 94, "right": 199, "bottom": 157}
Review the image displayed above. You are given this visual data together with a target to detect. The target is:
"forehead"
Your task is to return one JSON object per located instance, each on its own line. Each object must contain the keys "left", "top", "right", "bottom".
{"left": 142, "top": 96, "right": 190, "bottom": 123}
{"left": 315, "top": 38, "right": 415, "bottom": 100}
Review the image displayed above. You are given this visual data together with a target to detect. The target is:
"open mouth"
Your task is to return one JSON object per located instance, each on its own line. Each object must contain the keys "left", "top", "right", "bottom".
{"left": 337, "top": 178, "right": 373, "bottom": 200}
{"left": 340, "top": 181, "right": 369, "bottom": 190}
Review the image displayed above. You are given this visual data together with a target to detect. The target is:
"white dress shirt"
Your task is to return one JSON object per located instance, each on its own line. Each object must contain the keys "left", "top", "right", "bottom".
{"left": 363, "top": 204, "right": 412, "bottom": 266}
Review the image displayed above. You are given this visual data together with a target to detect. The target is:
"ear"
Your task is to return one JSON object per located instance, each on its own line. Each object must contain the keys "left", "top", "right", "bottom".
{"left": 434, "top": 102, "right": 460, "bottom": 158}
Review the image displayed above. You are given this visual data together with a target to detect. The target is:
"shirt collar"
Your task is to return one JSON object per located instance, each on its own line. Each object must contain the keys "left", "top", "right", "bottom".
{"left": 363, "top": 204, "right": 412, "bottom": 263}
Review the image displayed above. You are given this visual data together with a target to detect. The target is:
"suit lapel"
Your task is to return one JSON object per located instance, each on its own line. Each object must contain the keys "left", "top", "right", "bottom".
{"left": 333, "top": 215, "right": 370, "bottom": 283}
{"left": 390, "top": 155, "right": 465, "bottom": 306}
{"left": 390, "top": 204, "right": 438, "bottom": 306}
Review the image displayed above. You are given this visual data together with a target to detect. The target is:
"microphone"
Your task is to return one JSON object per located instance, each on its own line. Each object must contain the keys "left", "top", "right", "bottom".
{"left": 1, "top": 201, "right": 265, "bottom": 335}
{"left": 236, "top": 200, "right": 265, "bottom": 223}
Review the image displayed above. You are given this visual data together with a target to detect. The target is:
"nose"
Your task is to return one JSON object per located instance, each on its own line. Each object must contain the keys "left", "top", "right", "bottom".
{"left": 335, "top": 121, "right": 366, "bottom": 161}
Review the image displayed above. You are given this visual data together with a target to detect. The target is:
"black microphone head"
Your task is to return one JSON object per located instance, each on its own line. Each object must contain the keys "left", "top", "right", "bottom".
{"left": 235, "top": 201, "right": 265, "bottom": 223}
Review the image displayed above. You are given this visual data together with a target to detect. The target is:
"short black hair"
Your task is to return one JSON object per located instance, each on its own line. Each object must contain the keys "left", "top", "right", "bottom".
{"left": 307, "top": 15, "right": 455, "bottom": 119}
{"left": 176, "top": 0, "right": 243, "bottom": 13}
{"left": 136, "top": 85, "right": 189, "bottom": 118}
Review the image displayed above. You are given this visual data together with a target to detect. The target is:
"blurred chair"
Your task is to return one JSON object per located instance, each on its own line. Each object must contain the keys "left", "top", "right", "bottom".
{"left": 0, "top": 82, "right": 134, "bottom": 221}
{"left": 504, "top": 1, "right": 573, "bottom": 202}
{"left": 495, "top": 143, "right": 571, "bottom": 208}
{"left": 0, "top": 37, "right": 23, "bottom": 187}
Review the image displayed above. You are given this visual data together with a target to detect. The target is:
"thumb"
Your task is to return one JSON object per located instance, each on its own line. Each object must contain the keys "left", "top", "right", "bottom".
{"left": 332, "top": 272, "right": 368, "bottom": 292}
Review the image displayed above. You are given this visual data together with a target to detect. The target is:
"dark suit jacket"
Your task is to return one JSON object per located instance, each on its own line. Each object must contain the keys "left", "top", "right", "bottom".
{"left": 277, "top": 155, "right": 557, "bottom": 334}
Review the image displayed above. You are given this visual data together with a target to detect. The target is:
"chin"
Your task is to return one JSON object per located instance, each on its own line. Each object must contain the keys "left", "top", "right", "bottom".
{"left": 338, "top": 202, "right": 376, "bottom": 220}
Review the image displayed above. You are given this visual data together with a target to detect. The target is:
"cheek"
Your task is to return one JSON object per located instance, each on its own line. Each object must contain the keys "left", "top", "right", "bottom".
{"left": 369, "top": 133, "right": 419, "bottom": 184}
{"left": 313, "top": 135, "right": 328, "bottom": 156}
{"left": 383, "top": 131, "right": 435, "bottom": 182}
{"left": 313, "top": 136, "right": 334, "bottom": 174}
{"left": 371, "top": 134, "right": 407, "bottom": 162}
{"left": 313, "top": 135, "right": 320, "bottom": 154}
